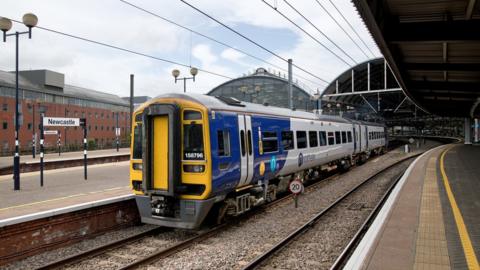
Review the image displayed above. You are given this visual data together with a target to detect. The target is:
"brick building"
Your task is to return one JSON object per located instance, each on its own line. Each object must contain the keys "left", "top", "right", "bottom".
{"left": 0, "top": 69, "right": 130, "bottom": 155}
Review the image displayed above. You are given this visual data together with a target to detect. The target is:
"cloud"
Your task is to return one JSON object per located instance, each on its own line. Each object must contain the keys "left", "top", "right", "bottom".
{"left": 221, "top": 48, "right": 245, "bottom": 62}
{"left": 0, "top": 0, "right": 381, "bottom": 98}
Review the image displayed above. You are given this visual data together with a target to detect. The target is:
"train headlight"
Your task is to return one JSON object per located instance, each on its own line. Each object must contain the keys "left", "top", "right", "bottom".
{"left": 132, "top": 163, "right": 143, "bottom": 171}
{"left": 183, "top": 164, "right": 205, "bottom": 173}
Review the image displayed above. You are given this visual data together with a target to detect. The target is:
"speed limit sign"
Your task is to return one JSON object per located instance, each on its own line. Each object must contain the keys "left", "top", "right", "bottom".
{"left": 289, "top": 180, "right": 304, "bottom": 194}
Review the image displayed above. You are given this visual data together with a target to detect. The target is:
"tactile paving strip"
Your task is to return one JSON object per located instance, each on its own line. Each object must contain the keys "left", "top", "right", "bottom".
{"left": 413, "top": 156, "right": 451, "bottom": 270}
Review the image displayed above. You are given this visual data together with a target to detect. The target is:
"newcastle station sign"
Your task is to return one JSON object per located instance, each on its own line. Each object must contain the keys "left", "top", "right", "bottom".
{"left": 43, "top": 117, "right": 84, "bottom": 127}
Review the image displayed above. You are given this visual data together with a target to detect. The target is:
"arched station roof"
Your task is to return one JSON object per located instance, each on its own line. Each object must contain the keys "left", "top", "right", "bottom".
{"left": 353, "top": 0, "right": 480, "bottom": 118}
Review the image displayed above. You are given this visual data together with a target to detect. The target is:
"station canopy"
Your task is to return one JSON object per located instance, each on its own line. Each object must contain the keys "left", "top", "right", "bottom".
{"left": 353, "top": 0, "right": 480, "bottom": 118}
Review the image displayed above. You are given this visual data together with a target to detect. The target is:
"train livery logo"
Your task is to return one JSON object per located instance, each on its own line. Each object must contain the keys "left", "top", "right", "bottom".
{"left": 259, "top": 161, "right": 266, "bottom": 176}
{"left": 270, "top": 155, "right": 277, "bottom": 172}
{"left": 298, "top": 153, "right": 303, "bottom": 167}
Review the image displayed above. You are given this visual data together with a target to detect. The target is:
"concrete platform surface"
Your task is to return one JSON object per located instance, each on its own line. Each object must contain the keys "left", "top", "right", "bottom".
{"left": 0, "top": 161, "right": 130, "bottom": 220}
{"left": 346, "top": 144, "right": 480, "bottom": 270}
{"left": 0, "top": 148, "right": 130, "bottom": 168}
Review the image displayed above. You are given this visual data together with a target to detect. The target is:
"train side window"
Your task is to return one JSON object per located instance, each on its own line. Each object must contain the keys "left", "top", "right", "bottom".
{"left": 281, "top": 131, "right": 294, "bottom": 150}
{"left": 262, "top": 131, "right": 278, "bottom": 153}
{"left": 319, "top": 131, "right": 327, "bottom": 146}
{"left": 309, "top": 131, "right": 318, "bottom": 147}
{"left": 240, "top": 130, "right": 246, "bottom": 156}
{"left": 327, "top": 132, "right": 335, "bottom": 145}
{"left": 296, "top": 131, "right": 307, "bottom": 149}
{"left": 335, "top": 131, "right": 341, "bottom": 145}
{"left": 347, "top": 131, "right": 352, "bottom": 143}
{"left": 341, "top": 131, "right": 347, "bottom": 144}
{"left": 132, "top": 124, "right": 142, "bottom": 159}
{"left": 217, "top": 130, "right": 231, "bottom": 157}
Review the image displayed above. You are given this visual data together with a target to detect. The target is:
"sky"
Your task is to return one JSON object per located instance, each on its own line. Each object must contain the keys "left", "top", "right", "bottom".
{"left": 0, "top": 0, "right": 381, "bottom": 98}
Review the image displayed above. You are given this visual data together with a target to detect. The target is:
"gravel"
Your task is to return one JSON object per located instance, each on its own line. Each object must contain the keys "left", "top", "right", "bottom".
{"left": 260, "top": 159, "right": 412, "bottom": 269}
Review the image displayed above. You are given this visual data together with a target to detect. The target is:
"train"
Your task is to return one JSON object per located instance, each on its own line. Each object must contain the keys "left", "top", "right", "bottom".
{"left": 129, "top": 93, "right": 387, "bottom": 229}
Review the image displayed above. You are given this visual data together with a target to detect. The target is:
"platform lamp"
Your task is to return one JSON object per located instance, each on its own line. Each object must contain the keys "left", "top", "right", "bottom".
{"left": 172, "top": 67, "right": 198, "bottom": 93}
{"left": 1, "top": 13, "right": 39, "bottom": 191}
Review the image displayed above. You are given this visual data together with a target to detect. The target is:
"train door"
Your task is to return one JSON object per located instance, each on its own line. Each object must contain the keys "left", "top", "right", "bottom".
{"left": 357, "top": 124, "right": 362, "bottom": 152}
{"left": 352, "top": 124, "right": 357, "bottom": 152}
{"left": 237, "top": 115, "right": 254, "bottom": 187}
{"left": 365, "top": 126, "right": 369, "bottom": 149}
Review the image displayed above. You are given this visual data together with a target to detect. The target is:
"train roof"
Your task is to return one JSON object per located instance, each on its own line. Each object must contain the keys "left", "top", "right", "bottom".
{"left": 150, "top": 93, "right": 384, "bottom": 126}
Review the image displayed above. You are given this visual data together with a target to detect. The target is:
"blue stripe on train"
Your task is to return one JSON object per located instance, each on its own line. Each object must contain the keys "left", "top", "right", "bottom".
{"left": 209, "top": 112, "right": 290, "bottom": 196}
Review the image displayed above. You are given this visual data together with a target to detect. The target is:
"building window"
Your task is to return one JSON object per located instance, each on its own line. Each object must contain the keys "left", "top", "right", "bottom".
{"left": 101, "top": 113, "right": 104, "bottom": 119}
{"left": 82, "top": 112, "right": 85, "bottom": 118}
{"left": 296, "top": 131, "right": 307, "bottom": 149}
{"left": 95, "top": 126, "right": 98, "bottom": 131}
{"left": 2, "top": 104, "right": 7, "bottom": 112}
{"left": 281, "top": 131, "right": 294, "bottom": 150}
{"left": 27, "top": 123, "right": 32, "bottom": 130}
{"left": 2, "top": 122, "right": 7, "bottom": 129}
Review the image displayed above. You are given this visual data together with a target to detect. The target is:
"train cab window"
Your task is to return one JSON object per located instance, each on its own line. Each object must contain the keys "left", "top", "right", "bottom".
{"left": 132, "top": 124, "right": 142, "bottom": 160}
{"left": 335, "top": 131, "right": 341, "bottom": 145}
{"left": 347, "top": 131, "right": 352, "bottom": 143}
{"left": 281, "top": 131, "right": 294, "bottom": 150}
{"left": 240, "top": 130, "right": 246, "bottom": 156}
{"left": 217, "top": 130, "right": 231, "bottom": 157}
{"left": 341, "top": 131, "right": 347, "bottom": 144}
{"left": 309, "top": 131, "right": 318, "bottom": 147}
{"left": 327, "top": 132, "right": 335, "bottom": 145}
{"left": 184, "top": 110, "right": 202, "bottom": 120}
{"left": 262, "top": 131, "right": 278, "bottom": 153}
{"left": 319, "top": 131, "right": 327, "bottom": 146}
{"left": 296, "top": 131, "right": 307, "bottom": 149}
{"left": 183, "top": 123, "right": 204, "bottom": 160}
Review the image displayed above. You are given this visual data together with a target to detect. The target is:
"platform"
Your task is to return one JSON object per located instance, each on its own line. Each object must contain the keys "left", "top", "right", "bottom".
{"left": 0, "top": 148, "right": 130, "bottom": 169}
{"left": 346, "top": 144, "right": 480, "bottom": 270}
{"left": 0, "top": 161, "right": 131, "bottom": 222}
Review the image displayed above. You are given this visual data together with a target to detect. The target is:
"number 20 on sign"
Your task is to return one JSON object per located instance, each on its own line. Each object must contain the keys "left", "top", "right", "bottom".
{"left": 289, "top": 180, "right": 304, "bottom": 208}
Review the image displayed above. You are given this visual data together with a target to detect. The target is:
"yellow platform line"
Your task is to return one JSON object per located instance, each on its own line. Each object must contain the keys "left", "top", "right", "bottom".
{"left": 440, "top": 146, "right": 480, "bottom": 270}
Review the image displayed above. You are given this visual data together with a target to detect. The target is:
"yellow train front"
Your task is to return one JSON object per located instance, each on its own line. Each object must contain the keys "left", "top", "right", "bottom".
{"left": 130, "top": 94, "right": 214, "bottom": 229}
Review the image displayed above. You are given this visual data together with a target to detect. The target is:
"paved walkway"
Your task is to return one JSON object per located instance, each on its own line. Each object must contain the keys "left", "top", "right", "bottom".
{"left": 0, "top": 161, "right": 130, "bottom": 220}
{"left": 0, "top": 148, "right": 129, "bottom": 168}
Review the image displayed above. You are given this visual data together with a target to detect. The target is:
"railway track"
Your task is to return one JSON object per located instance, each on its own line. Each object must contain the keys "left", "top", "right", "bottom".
{"left": 34, "top": 153, "right": 417, "bottom": 270}
{"left": 241, "top": 154, "right": 419, "bottom": 270}
{"left": 34, "top": 170, "right": 339, "bottom": 270}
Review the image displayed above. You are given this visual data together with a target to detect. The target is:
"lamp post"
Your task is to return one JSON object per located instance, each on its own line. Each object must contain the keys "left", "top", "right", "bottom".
{"left": 172, "top": 67, "right": 198, "bottom": 93}
{"left": 1, "top": 13, "right": 38, "bottom": 191}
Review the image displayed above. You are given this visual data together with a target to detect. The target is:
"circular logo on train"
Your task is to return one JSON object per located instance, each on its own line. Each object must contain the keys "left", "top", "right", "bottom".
{"left": 259, "top": 162, "right": 266, "bottom": 176}
{"left": 298, "top": 153, "right": 303, "bottom": 167}
{"left": 270, "top": 155, "right": 277, "bottom": 172}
